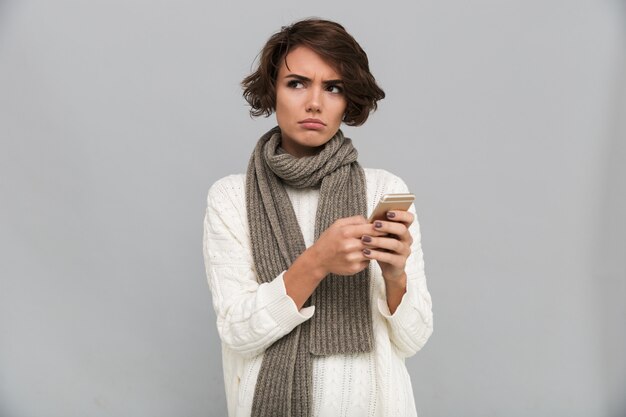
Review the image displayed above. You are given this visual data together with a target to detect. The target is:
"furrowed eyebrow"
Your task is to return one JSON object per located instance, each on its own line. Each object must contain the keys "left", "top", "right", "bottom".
{"left": 284, "top": 74, "right": 344, "bottom": 85}
{"left": 284, "top": 74, "right": 311, "bottom": 82}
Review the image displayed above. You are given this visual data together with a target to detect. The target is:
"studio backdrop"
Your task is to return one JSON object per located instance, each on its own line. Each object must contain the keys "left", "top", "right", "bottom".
{"left": 0, "top": 1, "right": 624, "bottom": 416}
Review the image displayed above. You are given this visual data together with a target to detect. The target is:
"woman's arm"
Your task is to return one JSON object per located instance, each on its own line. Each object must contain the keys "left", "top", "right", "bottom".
{"left": 203, "top": 177, "right": 314, "bottom": 358}
{"left": 379, "top": 205, "right": 434, "bottom": 357}
{"left": 366, "top": 173, "right": 434, "bottom": 357}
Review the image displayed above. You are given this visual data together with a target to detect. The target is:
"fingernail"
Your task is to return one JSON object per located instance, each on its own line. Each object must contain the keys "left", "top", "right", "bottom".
{"left": 386, "top": 211, "right": 396, "bottom": 218}
{"left": 374, "top": 221, "right": 383, "bottom": 228}
{"left": 363, "top": 248, "right": 371, "bottom": 255}
{"left": 362, "top": 235, "right": 372, "bottom": 243}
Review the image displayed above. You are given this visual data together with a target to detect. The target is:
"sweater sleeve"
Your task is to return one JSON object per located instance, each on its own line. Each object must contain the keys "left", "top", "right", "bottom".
{"left": 203, "top": 176, "right": 315, "bottom": 358}
{"left": 375, "top": 173, "right": 434, "bottom": 358}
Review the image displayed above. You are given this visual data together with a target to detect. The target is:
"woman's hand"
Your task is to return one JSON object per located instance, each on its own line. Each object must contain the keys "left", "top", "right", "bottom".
{"left": 309, "top": 215, "right": 386, "bottom": 276}
{"left": 360, "top": 210, "right": 414, "bottom": 313}
{"left": 284, "top": 215, "right": 384, "bottom": 309}
{"left": 361, "top": 210, "right": 414, "bottom": 283}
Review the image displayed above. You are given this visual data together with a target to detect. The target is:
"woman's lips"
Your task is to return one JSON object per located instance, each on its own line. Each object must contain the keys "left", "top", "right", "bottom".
{"left": 299, "top": 119, "right": 326, "bottom": 130}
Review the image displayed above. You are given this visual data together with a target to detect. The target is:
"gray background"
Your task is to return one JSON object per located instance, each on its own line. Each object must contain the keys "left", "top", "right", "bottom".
{"left": 1, "top": 0, "right": 624, "bottom": 416}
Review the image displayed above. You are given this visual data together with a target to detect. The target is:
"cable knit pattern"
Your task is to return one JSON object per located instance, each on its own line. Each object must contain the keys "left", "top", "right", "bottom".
{"left": 203, "top": 168, "right": 433, "bottom": 417}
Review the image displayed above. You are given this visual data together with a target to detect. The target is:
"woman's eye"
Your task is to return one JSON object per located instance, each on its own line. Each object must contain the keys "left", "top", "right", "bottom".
{"left": 327, "top": 85, "right": 343, "bottom": 94}
{"left": 287, "top": 80, "right": 304, "bottom": 89}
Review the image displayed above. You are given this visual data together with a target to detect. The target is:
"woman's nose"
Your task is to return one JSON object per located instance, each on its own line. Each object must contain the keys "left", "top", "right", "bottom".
{"left": 305, "top": 88, "right": 322, "bottom": 113}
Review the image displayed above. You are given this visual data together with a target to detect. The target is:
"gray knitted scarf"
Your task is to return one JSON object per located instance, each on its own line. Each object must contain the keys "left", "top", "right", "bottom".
{"left": 245, "top": 126, "right": 374, "bottom": 417}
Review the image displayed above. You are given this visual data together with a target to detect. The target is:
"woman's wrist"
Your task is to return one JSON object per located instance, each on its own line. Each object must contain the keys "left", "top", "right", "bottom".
{"left": 383, "top": 271, "right": 407, "bottom": 287}
{"left": 383, "top": 272, "right": 407, "bottom": 314}
{"left": 283, "top": 246, "right": 328, "bottom": 310}
{"left": 300, "top": 245, "right": 329, "bottom": 282}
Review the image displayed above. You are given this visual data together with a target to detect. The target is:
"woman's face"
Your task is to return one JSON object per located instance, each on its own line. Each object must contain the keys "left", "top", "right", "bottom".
{"left": 275, "top": 46, "right": 347, "bottom": 158}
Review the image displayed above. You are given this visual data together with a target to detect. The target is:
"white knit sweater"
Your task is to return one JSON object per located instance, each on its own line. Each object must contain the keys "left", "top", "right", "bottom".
{"left": 203, "top": 168, "right": 433, "bottom": 417}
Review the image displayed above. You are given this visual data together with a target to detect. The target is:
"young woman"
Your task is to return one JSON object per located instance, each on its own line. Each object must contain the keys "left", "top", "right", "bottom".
{"left": 203, "top": 18, "right": 433, "bottom": 417}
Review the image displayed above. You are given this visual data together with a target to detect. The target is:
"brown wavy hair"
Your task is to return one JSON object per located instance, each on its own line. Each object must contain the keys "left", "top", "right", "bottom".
{"left": 241, "top": 18, "right": 385, "bottom": 126}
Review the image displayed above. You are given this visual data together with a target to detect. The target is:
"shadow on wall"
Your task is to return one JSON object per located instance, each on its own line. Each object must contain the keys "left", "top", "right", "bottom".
{"left": 595, "top": 1, "right": 626, "bottom": 416}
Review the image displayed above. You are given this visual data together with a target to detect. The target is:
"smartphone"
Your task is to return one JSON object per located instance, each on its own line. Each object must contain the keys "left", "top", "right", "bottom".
{"left": 367, "top": 193, "right": 415, "bottom": 223}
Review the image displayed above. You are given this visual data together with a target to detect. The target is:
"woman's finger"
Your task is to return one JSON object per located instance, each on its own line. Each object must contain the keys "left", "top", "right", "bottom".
{"left": 361, "top": 235, "right": 409, "bottom": 256}
{"left": 372, "top": 220, "right": 411, "bottom": 242}
{"left": 385, "top": 210, "right": 414, "bottom": 227}
{"left": 362, "top": 247, "right": 405, "bottom": 267}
